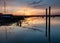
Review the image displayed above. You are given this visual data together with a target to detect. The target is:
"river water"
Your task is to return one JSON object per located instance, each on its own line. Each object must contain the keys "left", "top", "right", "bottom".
{"left": 0, "top": 17, "right": 60, "bottom": 43}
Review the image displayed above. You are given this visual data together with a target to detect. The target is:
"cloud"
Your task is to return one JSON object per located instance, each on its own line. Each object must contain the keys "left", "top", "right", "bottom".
{"left": 28, "top": 0, "right": 43, "bottom": 5}
{"left": 0, "top": 0, "right": 60, "bottom": 15}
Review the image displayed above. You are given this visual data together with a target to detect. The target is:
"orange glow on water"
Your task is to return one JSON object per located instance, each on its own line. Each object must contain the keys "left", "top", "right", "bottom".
{"left": 22, "top": 17, "right": 46, "bottom": 27}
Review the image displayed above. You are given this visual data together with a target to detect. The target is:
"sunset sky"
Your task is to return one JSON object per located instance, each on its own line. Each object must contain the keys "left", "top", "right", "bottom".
{"left": 0, "top": 0, "right": 60, "bottom": 15}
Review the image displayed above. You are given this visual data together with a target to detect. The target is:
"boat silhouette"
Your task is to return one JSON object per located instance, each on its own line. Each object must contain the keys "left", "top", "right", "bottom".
{"left": 0, "top": 13, "right": 24, "bottom": 26}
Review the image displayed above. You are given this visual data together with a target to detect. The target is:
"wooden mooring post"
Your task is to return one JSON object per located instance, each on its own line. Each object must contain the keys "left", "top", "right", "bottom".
{"left": 45, "top": 6, "right": 51, "bottom": 42}
{"left": 46, "top": 8, "right": 48, "bottom": 37}
{"left": 48, "top": 6, "right": 51, "bottom": 42}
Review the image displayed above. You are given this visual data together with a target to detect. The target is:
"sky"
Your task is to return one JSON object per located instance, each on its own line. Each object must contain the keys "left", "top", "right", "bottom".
{"left": 0, "top": 0, "right": 60, "bottom": 15}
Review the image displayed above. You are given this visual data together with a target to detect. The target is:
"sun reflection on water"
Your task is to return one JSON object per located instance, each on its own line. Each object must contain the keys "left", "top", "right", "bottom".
{"left": 10, "top": 17, "right": 60, "bottom": 27}
{"left": 22, "top": 17, "right": 46, "bottom": 27}
{"left": 22, "top": 17, "right": 60, "bottom": 27}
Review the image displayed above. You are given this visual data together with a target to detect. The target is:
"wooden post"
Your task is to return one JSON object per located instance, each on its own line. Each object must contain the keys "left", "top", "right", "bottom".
{"left": 46, "top": 8, "right": 48, "bottom": 37}
{"left": 20, "top": 20, "right": 22, "bottom": 27}
{"left": 17, "top": 22, "right": 19, "bottom": 26}
{"left": 48, "top": 6, "right": 51, "bottom": 42}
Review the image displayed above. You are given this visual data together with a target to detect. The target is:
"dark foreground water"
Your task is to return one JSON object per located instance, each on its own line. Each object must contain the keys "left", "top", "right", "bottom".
{"left": 0, "top": 17, "right": 60, "bottom": 43}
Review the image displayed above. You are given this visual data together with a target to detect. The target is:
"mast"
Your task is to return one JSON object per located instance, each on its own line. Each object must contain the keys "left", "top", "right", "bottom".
{"left": 4, "top": 0, "right": 7, "bottom": 41}
{"left": 4, "top": 0, "right": 6, "bottom": 14}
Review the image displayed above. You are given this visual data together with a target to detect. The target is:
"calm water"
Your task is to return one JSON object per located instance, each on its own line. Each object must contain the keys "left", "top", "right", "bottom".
{"left": 0, "top": 17, "right": 60, "bottom": 43}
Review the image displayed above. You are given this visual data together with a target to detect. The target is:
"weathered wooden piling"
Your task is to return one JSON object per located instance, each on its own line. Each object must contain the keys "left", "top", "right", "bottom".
{"left": 48, "top": 6, "right": 51, "bottom": 42}
{"left": 46, "top": 8, "right": 48, "bottom": 37}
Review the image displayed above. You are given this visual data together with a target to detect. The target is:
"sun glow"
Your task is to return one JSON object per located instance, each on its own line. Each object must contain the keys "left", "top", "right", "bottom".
{"left": 12, "top": 6, "right": 45, "bottom": 16}
{"left": 0, "top": 6, "right": 60, "bottom": 16}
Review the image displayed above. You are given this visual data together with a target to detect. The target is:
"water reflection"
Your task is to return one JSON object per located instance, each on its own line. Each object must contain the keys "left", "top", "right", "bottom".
{"left": 22, "top": 17, "right": 46, "bottom": 27}
{"left": 0, "top": 17, "right": 60, "bottom": 43}
{"left": 21, "top": 17, "right": 60, "bottom": 29}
